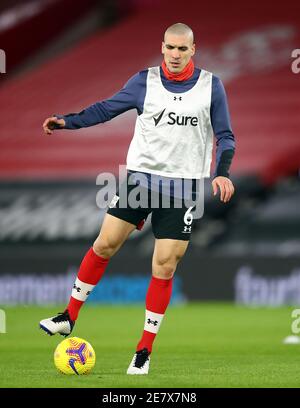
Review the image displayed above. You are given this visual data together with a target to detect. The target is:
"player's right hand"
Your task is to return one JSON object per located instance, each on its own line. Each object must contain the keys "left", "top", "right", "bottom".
{"left": 43, "top": 116, "right": 65, "bottom": 135}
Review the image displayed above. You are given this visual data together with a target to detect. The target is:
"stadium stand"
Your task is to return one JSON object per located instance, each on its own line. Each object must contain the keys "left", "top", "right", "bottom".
{"left": 0, "top": 0, "right": 108, "bottom": 73}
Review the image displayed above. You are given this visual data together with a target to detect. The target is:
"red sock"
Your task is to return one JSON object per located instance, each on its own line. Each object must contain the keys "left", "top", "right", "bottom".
{"left": 67, "top": 247, "right": 109, "bottom": 321}
{"left": 136, "top": 276, "right": 173, "bottom": 353}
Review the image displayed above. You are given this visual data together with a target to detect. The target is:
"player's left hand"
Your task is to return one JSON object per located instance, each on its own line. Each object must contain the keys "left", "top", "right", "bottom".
{"left": 212, "top": 176, "right": 235, "bottom": 203}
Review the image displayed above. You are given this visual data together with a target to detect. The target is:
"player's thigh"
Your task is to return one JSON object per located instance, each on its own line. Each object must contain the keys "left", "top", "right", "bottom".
{"left": 94, "top": 213, "right": 136, "bottom": 253}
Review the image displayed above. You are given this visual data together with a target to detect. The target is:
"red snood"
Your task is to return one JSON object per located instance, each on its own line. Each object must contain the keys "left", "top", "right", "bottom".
{"left": 161, "top": 59, "right": 194, "bottom": 81}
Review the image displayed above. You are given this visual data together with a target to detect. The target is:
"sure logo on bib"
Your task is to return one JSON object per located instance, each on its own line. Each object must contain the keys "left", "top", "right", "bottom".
{"left": 167, "top": 112, "right": 198, "bottom": 126}
{"left": 153, "top": 109, "right": 198, "bottom": 127}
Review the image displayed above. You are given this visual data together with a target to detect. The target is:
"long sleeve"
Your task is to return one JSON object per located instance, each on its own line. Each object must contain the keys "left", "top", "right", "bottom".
{"left": 55, "top": 70, "right": 148, "bottom": 129}
{"left": 210, "top": 76, "right": 235, "bottom": 178}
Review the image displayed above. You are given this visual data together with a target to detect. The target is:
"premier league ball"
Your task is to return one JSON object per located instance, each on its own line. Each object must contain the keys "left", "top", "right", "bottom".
{"left": 54, "top": 337, "right": 96, "bottom": 375}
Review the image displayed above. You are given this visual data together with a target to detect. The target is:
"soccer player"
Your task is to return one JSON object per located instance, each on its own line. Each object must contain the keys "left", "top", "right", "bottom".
{"left": 40, "top": 23, "right": 235, "bottom": 375}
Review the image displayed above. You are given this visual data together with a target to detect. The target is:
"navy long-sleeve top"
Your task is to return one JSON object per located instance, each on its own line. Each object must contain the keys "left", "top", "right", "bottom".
{"left": 57, "top": 67, "right": 235, "bottom": 179}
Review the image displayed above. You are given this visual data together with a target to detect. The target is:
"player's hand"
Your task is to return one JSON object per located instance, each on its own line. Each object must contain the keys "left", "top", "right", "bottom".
{"left": 43, "top": 116, "right": 65, "bottom": 135}
{"left": 212, "top": 176, "right": 235, "bottom": 203}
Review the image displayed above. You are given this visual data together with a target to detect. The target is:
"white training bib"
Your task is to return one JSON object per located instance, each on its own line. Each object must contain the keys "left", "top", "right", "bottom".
{"left": 126, "top": 66, "right": 214, "bottom": 179}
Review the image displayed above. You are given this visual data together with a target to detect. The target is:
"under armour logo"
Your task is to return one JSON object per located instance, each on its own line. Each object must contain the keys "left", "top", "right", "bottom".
{"left": 183, "top": 226, "right": 192, "bottom": 233}
{"left": 73, "top": 284, "right": 81, "bottom": 293}
{"left": 174, "top": 96, "right": 182, "bottom": 101}
{"left": 147, "top": 318, "right": 158, "bottom": 326}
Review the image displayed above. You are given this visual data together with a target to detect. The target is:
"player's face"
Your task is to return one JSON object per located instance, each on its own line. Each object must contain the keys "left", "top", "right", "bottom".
{"left": 162, "top": 33, "right": 195, "bottom": 73}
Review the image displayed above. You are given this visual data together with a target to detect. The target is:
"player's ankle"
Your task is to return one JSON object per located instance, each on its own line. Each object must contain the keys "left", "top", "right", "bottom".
{"left": 65, "top": 308, "right": 76, "bottom": 322}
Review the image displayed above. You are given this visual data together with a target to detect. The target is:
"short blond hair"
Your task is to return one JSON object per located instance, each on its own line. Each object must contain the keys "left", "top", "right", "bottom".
{"left": 164, "top": 23, "right": 194, "bottom": 43}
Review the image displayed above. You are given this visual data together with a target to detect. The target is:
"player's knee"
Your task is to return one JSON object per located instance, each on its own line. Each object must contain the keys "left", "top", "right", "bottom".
{"left": 93, "top": 237, "right": 119, "bottom": 258}
{"left": 153, "top": 256, "right": 179, "bottom": 279}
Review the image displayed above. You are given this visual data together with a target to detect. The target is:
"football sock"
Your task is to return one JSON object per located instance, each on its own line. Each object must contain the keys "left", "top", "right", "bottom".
{"left": 136, "top": 275, "right": 173, "bottom": 353}
{"left": 66, "top": 247, "right": 109, "bottom": 321}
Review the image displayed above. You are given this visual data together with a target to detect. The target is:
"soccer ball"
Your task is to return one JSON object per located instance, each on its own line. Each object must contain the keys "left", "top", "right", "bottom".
{"left": 54, "top": 337, "right": 96, "bottom": 375}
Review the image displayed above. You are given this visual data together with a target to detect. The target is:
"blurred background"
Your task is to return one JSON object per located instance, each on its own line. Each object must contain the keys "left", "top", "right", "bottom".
{"left": 0, "top": 0, "right": 299, "bottom": 307}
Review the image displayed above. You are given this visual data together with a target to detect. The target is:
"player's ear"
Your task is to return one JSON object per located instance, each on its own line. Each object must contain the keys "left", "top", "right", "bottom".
{"left": 191, "top": 43, "right": 195, "bottom": 56}
{"left": 161, "top": 42, "right": 165, "bottom": 54}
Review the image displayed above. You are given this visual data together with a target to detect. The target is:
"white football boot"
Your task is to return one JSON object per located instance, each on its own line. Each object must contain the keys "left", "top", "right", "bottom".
{"left": 127, "top": 348, "right": 151, "bottom": 375}
{"left": 39, "top": 310, "right": 74, "bottom": 337}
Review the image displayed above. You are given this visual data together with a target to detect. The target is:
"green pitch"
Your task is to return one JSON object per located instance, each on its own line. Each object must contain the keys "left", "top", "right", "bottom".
{"left": 0, "top": 303, "right": 299, "bottom": 388}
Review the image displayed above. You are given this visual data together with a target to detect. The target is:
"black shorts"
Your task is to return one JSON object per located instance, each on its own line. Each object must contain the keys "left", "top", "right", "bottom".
{"left": 107, "top": 174, "right": 196, "bottom": 241}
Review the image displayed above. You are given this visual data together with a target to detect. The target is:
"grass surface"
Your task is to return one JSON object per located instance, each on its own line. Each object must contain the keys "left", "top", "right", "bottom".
{"left": 0, "top": 303, "right": 300, "bottom": 388}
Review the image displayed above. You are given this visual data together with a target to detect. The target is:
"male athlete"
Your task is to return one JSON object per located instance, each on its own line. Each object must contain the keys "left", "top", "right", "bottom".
{"left": 40, "top": 23, "right": 235, "bottom": 375}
